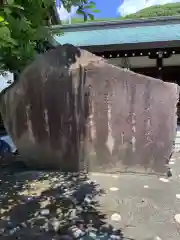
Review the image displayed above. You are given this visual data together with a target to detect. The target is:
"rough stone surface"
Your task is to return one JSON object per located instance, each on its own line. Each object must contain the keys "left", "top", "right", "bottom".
{"left": 0, "top": 44, "right": 179, "bottom": 173}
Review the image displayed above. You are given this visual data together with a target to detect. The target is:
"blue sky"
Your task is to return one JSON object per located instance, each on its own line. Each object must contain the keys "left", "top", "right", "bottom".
{"left": 56, "top": 0, "right": 180, "bottom": 20}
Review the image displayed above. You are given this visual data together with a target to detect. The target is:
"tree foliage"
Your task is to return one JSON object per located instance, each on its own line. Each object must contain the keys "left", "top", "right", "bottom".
{"left": 63, "top": 17, "right": 117, "bottom": 24}
{"left": 0, "top": 0, "right": 98, "bottom": 75}
{"left": 70, "top": 2, "right": 180, "bottom": 24}
{"left": 121, "top": 2, "right": 180, "bottom": 19}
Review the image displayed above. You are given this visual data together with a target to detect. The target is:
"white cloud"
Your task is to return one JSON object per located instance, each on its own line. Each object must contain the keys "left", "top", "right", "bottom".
{"left": 117, "top": 0, "right": 180, "bottom": 16}
{"left": 56, "top": 4, "right": 78, "bottom": 21}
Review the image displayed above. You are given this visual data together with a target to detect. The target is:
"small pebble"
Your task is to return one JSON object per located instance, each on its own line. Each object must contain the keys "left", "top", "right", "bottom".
{"left": 110, "top": 229, "right": 122, "bottom": 240}
{"left": 169, "top": 161, "right": 175, "bottom": 165}
{"left": 159, "top": 177, "right": 169, "bottom": 183}
{"left": 144, "top": 185, "right": 149, "bottom": 188}
{"left": 174, "top": 214, "right": 180, "bottom": 224}
{"left": 176, "top": 194, "right": 180, "bottom": 199}
{"left": 111, "top": 213, "right": 121, "bottom": 222}
{"left": 110, "top": 234, "right": 122, "bottom": 240}
{"left": 167, "top": 168, "right": 172, "bottom": 178}
{"left": 51, "top": 220, "right": 61, "bottom": 232}
{"left": 112, "top": 175, "right": 119, "bottom": 179}
{"left": 70, "top": 226, "right": 85, "bottom": 238}
{"left": 85, "top": 180, "right": 94, "bottom": 184}
{"left": 109, "top": 187, "right": 119, "bottom": 191}
{"left": 155, "top": 237, "right": 162, "bottom": 240}
{"left": 40, "top": 209, "right": 50, "bottom": 216}
{"left": 52, "top": 177, "right": 58, "bottom": 182}
{"left": 19, "top": 222, "right": 27, "bottom": 228}
{"left": 84, "top": 196, "right": 92, "bottom": 204}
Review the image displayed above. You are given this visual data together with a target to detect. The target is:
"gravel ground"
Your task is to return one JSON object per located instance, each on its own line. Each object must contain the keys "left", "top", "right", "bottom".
{"left": 0, "top": 169, "right": 123, "bottom": 239}
{"left": 1, "top": 153, "right": 180, "bottom": 239}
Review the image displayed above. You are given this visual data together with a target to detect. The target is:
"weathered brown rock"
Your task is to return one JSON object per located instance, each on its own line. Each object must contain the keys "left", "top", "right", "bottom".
{"left": 0, "top": 44, "right": 179, "bottom": 173}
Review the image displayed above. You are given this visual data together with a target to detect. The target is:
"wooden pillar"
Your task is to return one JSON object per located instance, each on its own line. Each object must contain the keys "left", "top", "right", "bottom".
{"left": 156, "top": 52, "right": 163, "bottom": 80}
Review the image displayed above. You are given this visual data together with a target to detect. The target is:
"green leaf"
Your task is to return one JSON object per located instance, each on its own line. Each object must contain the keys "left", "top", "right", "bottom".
{"left": 4, "top": 7, "right": 12, "bottom": 15}
{"left": 0, "top": 26, "right": 10, "bottom": 37}
{"left": 88, "top": 13, "right": 94, "bottom": 20}
{"left": 76, "top": 9, "right": 85, "bottom": 15}
{"left": 0, "top": 16, "right": 4, "bottom": 22}
{"left": 7, "top": 0, "right": 14, "bottom": 4}
{"left": 0, "top": 0, "right": 98, "bottom": 74}
{"left": 0, "top": 15, "right": 8, "bottom": 25}
{"left": 92, "top": 9, "right": 100, "bottom": 13}
{"left": 8, "top": 4, "right": 24, "bottom": 10}
{"left": 84, "top": 4, "right": 95, "bottom": 9}
{"left": 89, "top": 1, "right": 96, "bottom": 5}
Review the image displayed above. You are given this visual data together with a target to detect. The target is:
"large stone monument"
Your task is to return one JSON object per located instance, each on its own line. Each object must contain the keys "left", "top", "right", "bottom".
{"left": 0, "top": 44, "right": 179, "bottom": 174}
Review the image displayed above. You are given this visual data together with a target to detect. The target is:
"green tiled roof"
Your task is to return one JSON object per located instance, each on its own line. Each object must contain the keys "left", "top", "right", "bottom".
{"left": 54, "top": 22, "right": 180, "bottom": 47}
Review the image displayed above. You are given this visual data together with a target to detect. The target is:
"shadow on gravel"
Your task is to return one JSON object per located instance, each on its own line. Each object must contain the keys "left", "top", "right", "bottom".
{"left": 0, "top": 168, "right": 124, "bottom": 239}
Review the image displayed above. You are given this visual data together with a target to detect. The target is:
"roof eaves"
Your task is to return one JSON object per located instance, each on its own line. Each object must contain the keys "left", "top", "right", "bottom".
{"left": 51, "top": 16, "right": 180, "bottom": 33}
